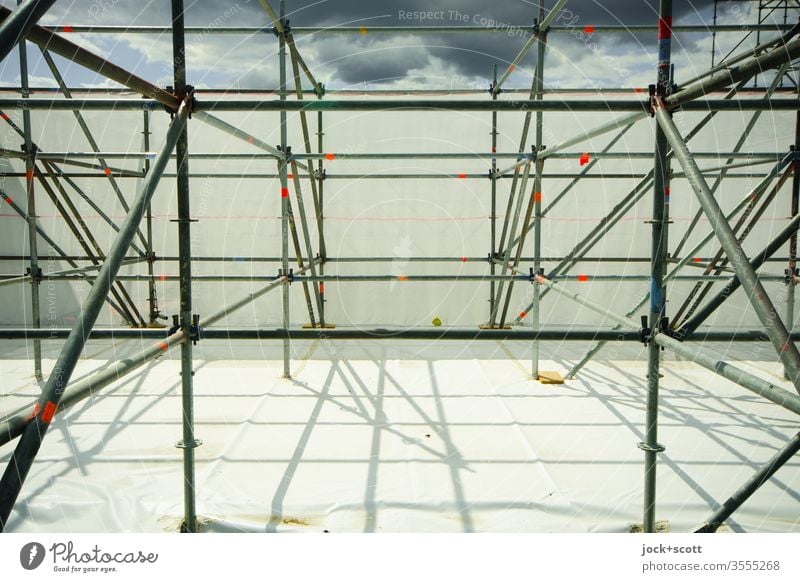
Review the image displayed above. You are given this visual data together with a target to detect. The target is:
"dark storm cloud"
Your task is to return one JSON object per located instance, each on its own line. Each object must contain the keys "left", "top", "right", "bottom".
{"left": 20, "top": 0, "right": 716, "bottom": 86}
{"left": 283, "top": 0, "right": 716, "bottom": 83}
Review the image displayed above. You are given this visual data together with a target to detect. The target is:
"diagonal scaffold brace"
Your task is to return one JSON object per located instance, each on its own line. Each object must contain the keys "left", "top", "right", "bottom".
{"left": 654, "top": 96, "right": 800, "bottom": 397}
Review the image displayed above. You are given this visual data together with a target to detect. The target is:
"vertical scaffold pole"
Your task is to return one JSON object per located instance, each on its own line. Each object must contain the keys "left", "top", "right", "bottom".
{"left": 317, "top": 100, "right": 326, "bottom": 327}
{"left": 142, "top": 107, "right": 160, "bottom": 325}
{"left": 171, "top": 0, "right": 199, "bottom": 533}
{"left": 642, "top": 0, "right": 673, "bottom": 534}
{"left": 279, "top": 0, "right": 291, "bottom": 377}
{"left": 17, "top": 2, "right": 41, "bottom": 381}
{"left": 531, "top": 3, "right": 546, "bottom": 379}
{"left": 490, "top": 64, "right": 498, "bottom": 322}
{"left": 785, "top": 105, "right": 800, "bottom": 378}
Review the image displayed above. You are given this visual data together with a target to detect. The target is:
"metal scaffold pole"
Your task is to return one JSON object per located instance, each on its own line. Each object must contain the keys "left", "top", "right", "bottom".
{"left": 531, "top": 3, "right": 546, "bottom": 379}
{"left": 490, "top": 64, "right": 498, "bottom": 322}
{"left": 642, "top": 0, "right": 673, "bottom": 534}
{"left": 785, "top": 102, "right": 800, "bottom": 378}
{"left": 171, "top": 0, "right": 199, "bottom": 533}
{"left": 16, "top": 9, "right": 41, "bottom": 380}
{"left": 279, "top": 0, "right": 291, "bottom": 377}
{"left": 142, "top": 106, "right": 162, "bottom": 325}
{"left": 317, "top": 102, "right": 326, "bottom": 327}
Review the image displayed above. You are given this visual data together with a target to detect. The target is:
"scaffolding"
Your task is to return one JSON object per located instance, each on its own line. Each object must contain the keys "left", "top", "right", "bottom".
{"left": 0, "top": 0, "right": 799, "bottom": 533}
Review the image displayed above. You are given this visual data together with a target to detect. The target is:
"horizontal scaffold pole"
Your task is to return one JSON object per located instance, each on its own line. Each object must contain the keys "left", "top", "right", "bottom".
{"left": 0, "top": 98, "right": 796, "bottom": 112}
{"left": 33, "top": 24, "right": 795, "bottom": 35}
{"left": 0, "top": 327, "right": 796, "bottom": 342}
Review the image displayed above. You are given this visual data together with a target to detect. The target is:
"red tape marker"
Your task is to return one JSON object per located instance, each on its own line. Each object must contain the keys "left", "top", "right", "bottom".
{"left": 693, "top": 257, "right": 702, "bottom": 263}
{"left": 41, "top": 401, "right": 57, "bottom": 424}
{"left": 534, "top": 192, "right": 542, "bottom": 202}
{"left": 62, "top": 25, "right": 74, "bottom": 33}
{"left": 159, "top": 342, "right": 168, "bottom": 351}
{"left": 324, "top": 153, "right": 336, "bottom": 160}
{"left": 577, "top": 274, "right": 589, "bottom": 282}
{"left": 460, "top": 257, "right": 468, "bottom": 263}
{"left": 4, "top": 196, "right": 12, "bottom": 205}
{"left": 519, "top": 311, "right": 527, "bottom": 319}
{"left": 583, "top": 25, "right": 595, "bottom": 34}
{"left": 103, "top": 167, "right": 112, "bottom": 176}
{"left": 579, "top": 153, "right": 590, "bottom": 166}
{"left": 658, "top": 16, "right": 672, "bottom": 40}
{"left": 281, "top": 188, "right": 289, "bottom": 198}
{"left": 319, "top": 282, "right": 325, "bottom": 294}
{"left": 0, "top": 112, "right": 9, "bottom": 120}
{"left": 457, "top": 173, "right": 467, "bottom": 179}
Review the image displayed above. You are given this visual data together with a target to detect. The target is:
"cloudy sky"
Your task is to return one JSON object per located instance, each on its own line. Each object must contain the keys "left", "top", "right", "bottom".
{"left": 0, "top": 0, "right": 786, "bottom": 91}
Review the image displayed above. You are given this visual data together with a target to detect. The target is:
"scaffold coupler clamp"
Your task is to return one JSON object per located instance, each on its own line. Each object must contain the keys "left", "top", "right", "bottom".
{"left": 165, "top": 86, "right": 174, "bottom": 115}
{"left": 278, "top": 268, "right": 294, "bottom": 284}
{"left": 315, "top": 83, "right": 326, "bottom": 98}
{"left": 647, "top": 84, "right": 657, "bottom": 117}
{"left": 529, "top": 267, "right": 544, "bottom": 284}
{"left": 639, "top": 315, "right": 652, "bottom": 345}
{"left": 790, "top": 144, "right": 799, "bottom": 161}
{"left": 637, "top": 441, "right": 666, "bottom": 453}
{"left": 272, "top": 18, "right": 291, "bottom": 38}
{"left": 188, "top": 314, "right": 200, "bottom": 345}
{"left": 168, "top": 314, "right": 179, "bottom": 335}
{"left": 21, "top": 142, "right": 38, "bottom": 157}
{"left": 175, "top": 437, "right": 202, "bottom": 450}
{"left": 658, "top": 316, "right": 676, "bottom": 350}
{"left": 25, "top": 266, "right": 42, "bottom": 283}
{"left": 314, "top": 168, "right": 327, "bottom": 181}
{"left": 277, "top": 144, "right": 292, "bottom": 163}
{"left": 784, "top": 268, "right": 799, "bottom": 286}
{"left": 183, "top": 85, "right": 197, "bottom": 119}
{"left": 488, "top": 81, "right": 500, "bottom": 95}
